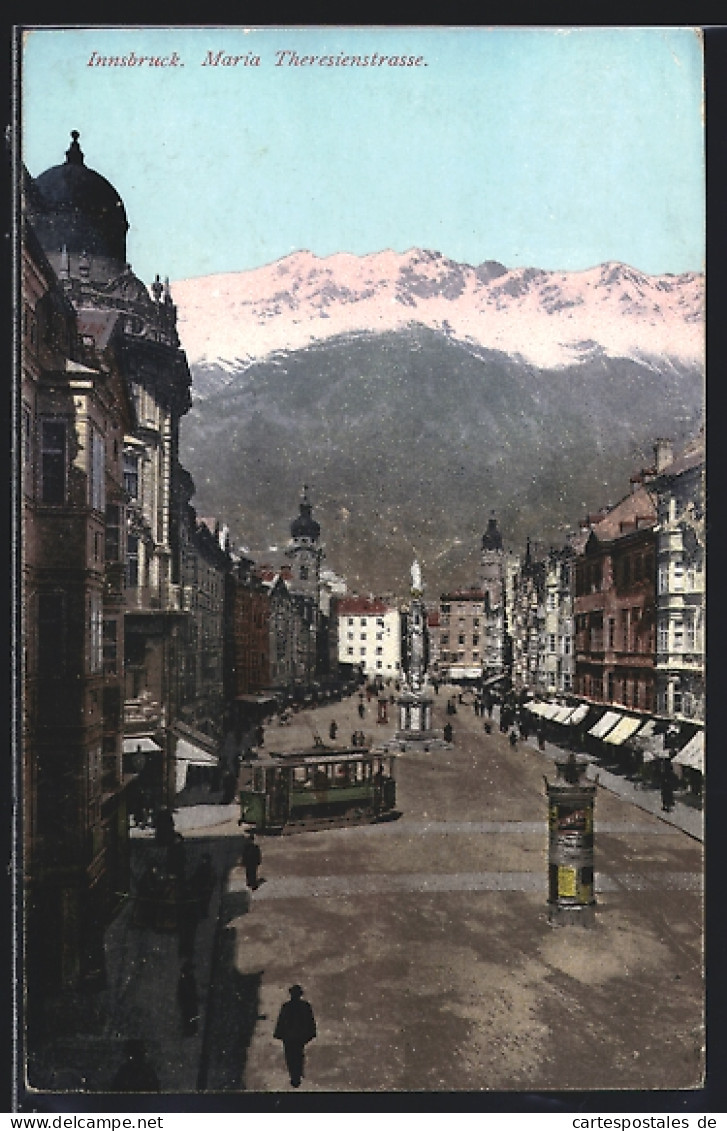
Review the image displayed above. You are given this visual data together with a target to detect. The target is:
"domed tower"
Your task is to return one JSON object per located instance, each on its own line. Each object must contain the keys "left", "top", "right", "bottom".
{"left": 28, "top": 130, "right": 130, "bottom": 285}
{"left": 285, "top": 486, "right": 323, "bottom": 603}
{"left": 481, "top": 512, "right": 504, "bottom": 610}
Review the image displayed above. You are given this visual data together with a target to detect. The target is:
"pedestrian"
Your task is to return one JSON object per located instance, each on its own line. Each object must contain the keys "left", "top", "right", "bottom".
{"left": 222, "top": 769, "right": 238, "bottom": 805}
{"left": 661, "top": 766, "right": 675, "bottom": 813}
{"left": 177, "top": 961, "right": 199, "bottom": 1036}
{"left": 274, "top": 984, "right": 317, "bottom": 1088}
{"left": 443, "top": 722, "right": 453, "bottom": 743}
{"left": 111, "top": 1038, "right": 160, "bottom": 1092}
{"left": 329, "top": 720, "right": 338, "bottom": 741}
{"left": 537, "top": 726, "right": 546, "bottom": 751}
{"left": 474, "top": 698, "right": 480, "bottom": 717}
{"left": 242, "top": 831, "right": 262, "bottom": 889}
{"left": 358, "top": 702, "right": 365, "bottom": 719}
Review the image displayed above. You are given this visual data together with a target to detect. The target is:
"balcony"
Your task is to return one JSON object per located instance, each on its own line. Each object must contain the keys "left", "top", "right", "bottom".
{"left": 125, "top": 584, "right": 186, "bottom": 614}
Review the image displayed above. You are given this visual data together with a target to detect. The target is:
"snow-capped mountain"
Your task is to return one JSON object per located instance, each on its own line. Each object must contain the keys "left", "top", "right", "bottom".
{"left": 172, "top": 247, "right": 704, "bottom": 381}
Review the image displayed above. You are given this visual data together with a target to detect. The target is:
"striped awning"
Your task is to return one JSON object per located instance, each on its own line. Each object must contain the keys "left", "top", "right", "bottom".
{"left": 673, "top": 731, "right": 704, "bottom": 773}
{"left": 588, "top": 711, "right": 622, "bottom": 739}
{"left": 603, "top": 715, "right": 644, "bottom": 746}
{"left": 123, "top": 736, "right": 162, "bottom": 754}
{"left": 567, "top": 704, "right": 590, "bottom": 726}
{"left": 175, "top": 737, "right": 218, "bottom": 766}
{"left": 552, "top": 705, "right": 576, "bottom": 724}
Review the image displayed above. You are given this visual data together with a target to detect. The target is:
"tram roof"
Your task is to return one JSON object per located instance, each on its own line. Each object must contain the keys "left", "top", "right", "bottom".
{"left": 241, "top": 746, "right": 396, "bottom": 768}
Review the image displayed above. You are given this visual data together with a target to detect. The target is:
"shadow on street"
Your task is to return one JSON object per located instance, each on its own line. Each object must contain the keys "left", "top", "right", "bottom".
{"left": 198, "top": 891, "right": 263, "bottom": 1092}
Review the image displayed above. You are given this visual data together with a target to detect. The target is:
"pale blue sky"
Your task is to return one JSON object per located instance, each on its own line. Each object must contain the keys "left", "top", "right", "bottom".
{"left": 20, "top": 25, "right": 705, "bottom": 283}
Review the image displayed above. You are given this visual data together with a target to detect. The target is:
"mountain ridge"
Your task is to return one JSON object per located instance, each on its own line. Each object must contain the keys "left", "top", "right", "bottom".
{"left": 172, "top": 247, "right": 704, "bottom": 378}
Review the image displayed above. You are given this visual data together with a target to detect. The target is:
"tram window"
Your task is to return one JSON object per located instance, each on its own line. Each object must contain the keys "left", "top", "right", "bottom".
{"left": 293, "top": 766, "right": 307, "bottom": 784}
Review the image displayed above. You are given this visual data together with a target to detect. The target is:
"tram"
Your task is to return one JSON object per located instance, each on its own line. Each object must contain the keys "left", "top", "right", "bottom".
{"left": 238, "top": 745, "right": 398, "bottom": 833}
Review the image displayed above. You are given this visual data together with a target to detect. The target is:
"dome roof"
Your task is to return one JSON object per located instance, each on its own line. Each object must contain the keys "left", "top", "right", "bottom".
{"left": 31, "top": 131, "right": 129, "bottom": 263}
{"left": 290, "top": 489, "right": 320, "bottom": 541}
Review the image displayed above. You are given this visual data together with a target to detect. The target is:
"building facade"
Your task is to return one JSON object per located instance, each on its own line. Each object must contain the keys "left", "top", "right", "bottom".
{"left": 28, "top": 130, "right": 196, "bottom": 811}
{"left": 21, "top": 203, "right": 134, "bottom": 1002}
{"left": 337, "top": 597, "right": 402, "bottom": 678}
{"left": 573, "top": 483, "right": 657, "bottom": 712}
{"left": 652, "top": 435, "right": 705, "bottom": 722}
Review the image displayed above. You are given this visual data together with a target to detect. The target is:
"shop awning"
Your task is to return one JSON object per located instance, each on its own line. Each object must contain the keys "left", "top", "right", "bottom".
{"left": 235, "top": 694, "right": 277, "bottom": 705}
{"left": 123, "top": 736, "right": 162, "bottom": 754}
{"left": 673, "top": 731, "right": 704, "bottom": 773}
{"left": 588, "top": 711, "right": 622, "bottom": 739}
{"left": 175, "top": 737, "right": 218, "bottom": 767}
{"left": 552, "top": 706, "right": 576, "bottom": 724}
{"left": 526, "top": 702, "right": 546, "bottom": 717}
{"left": 567, "top": 704, "right": 590, "bottom": 726}
{"left": 603, "top": 715, "right": 644, "bottom": 746}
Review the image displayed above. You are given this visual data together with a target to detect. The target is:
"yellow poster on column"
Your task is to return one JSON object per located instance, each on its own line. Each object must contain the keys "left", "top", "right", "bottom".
{"left": 557, "top": 866, "right": 577, "bottom": 897}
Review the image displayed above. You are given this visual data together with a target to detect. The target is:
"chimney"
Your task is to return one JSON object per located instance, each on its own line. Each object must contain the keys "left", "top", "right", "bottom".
{"left": 654, "top": 438, "right": 674, "bottom": 473}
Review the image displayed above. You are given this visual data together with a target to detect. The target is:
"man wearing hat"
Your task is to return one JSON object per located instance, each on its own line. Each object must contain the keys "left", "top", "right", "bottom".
{"left": 273, "top": 984, "right": 317, "bottom": 1087}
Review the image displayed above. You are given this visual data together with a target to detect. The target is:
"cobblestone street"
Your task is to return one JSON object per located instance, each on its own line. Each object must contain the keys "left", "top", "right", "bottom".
{"left": 204, "top": 690, "right": 704, "bottom": 1095}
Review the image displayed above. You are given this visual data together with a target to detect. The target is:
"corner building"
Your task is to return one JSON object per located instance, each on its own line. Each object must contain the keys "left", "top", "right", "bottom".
{"left": 28, "top": 131, "right": 195, "bottom": 812}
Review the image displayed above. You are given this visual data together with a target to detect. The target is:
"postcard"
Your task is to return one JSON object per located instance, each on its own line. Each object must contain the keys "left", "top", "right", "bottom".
{"left": 15, "top": 24, "right": 706, "bottom": 1110}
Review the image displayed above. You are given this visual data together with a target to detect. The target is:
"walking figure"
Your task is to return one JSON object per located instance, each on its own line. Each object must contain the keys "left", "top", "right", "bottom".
{"left": 661, "top": 765, "right": 675, "bottom": 813}
{"left": 111, "top": 1038, "right": 160, "bottom": 1092}
{"left": 177, "top": 961, "right": 199, "bottom": 1036}
{"left": 329, "top": 720, "right": 338, "bottom": 741}
{"left": 242, "top": 831, "right": 262, "bottom": 889}
{"left": 274, "top": 984, "right": 317, "bottom": 1088}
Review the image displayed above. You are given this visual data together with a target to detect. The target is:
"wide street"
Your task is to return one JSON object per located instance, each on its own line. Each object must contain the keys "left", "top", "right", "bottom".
{"left": 197, "top": 688, "right": 704, "bottom": 1095}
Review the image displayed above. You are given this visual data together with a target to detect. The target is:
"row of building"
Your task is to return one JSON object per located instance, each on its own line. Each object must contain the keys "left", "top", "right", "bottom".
{"left": 19, "top": 134, "right": 363, "bottom": 1007}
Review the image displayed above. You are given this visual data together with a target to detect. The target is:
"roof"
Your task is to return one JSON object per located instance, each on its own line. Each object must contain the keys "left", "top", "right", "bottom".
{"left": 440, "top": 588, "right": 485, "bottom": 602}
{"left": 653, "top": 432, "right": 705, "bottom": 481}
{"left": 586, "top": 483, "right": 656, "bottom": 544}
{"left": 338, "top": 597, "right": 392, "bottom": 616}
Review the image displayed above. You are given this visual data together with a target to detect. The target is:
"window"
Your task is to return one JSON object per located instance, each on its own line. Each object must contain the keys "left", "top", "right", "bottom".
{"left": 40, "top": 420, "right": 67, "bottom": 504}
{"left": 89, "top": 427, "right": 105, "bottom": 512}
{"left": 473, "top": 634, "right": 479, "bottom": 646}
{"left": 348, "top": 618, "right": 354, "bottom": 626}
{"left": 299, "top": 566, "right": 309, "bottom": 581}
{"left": 103, "top": 618, "right": 118, "bottom": 675}
{"left": 685, "top": 614, "right": 696, "bottom": 651}
{"left": 347, "top": 631, "right": 354, "bottom": 640}
{"left": 361, "top": 633, "right": 367, "bottom": 641}
{"left": 673, "top": 561, "right": 684, "bottom": 592}
{"left": 105, "top": 504, "right": 122, "bottom": 562}
{"left": 376, "top": 646, "right": 383, "bottom": 655}
{"left": 347, "top": 647, "right": 353, "bottom": 656}
{"left": 360, "top": 647, "right": 366, "bottom": 656}
{"left": 658, "top": 621, "right": 668, "bottom": 651}
{"left": 657, "top": 564, "right": 668, "bottom": 594}
{"left": 548, "top": 634, "right": 556, "bottom": 653}
{"left": 361, "top": 618, "right": 367, "bottom": 626}
{"left": 458, "top": 634, "right": 465, "bottom": 645}
{"left": 672, "top": 620, "right": 684, "bottom": 652}
{"left": 126, "top": 534, "right": 139, "bottom": 589}
{"left": 90, "top": 592, "right": 103, "bottom": 673}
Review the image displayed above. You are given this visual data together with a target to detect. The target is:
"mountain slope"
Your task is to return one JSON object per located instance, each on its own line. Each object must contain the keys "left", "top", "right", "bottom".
{"left": 179, "top": 323, "right": 703, "bottom": 595}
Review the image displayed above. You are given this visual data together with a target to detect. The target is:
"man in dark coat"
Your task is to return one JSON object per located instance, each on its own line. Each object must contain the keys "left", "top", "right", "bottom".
{"left": 242, "top": 831, "right": 262, "bottom": 889}
{"left": 274, "top": 984, "right": 317, "bottom": 1087}
{"left": 111, "top": 1039, "right": 160, "bottom": 1092}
